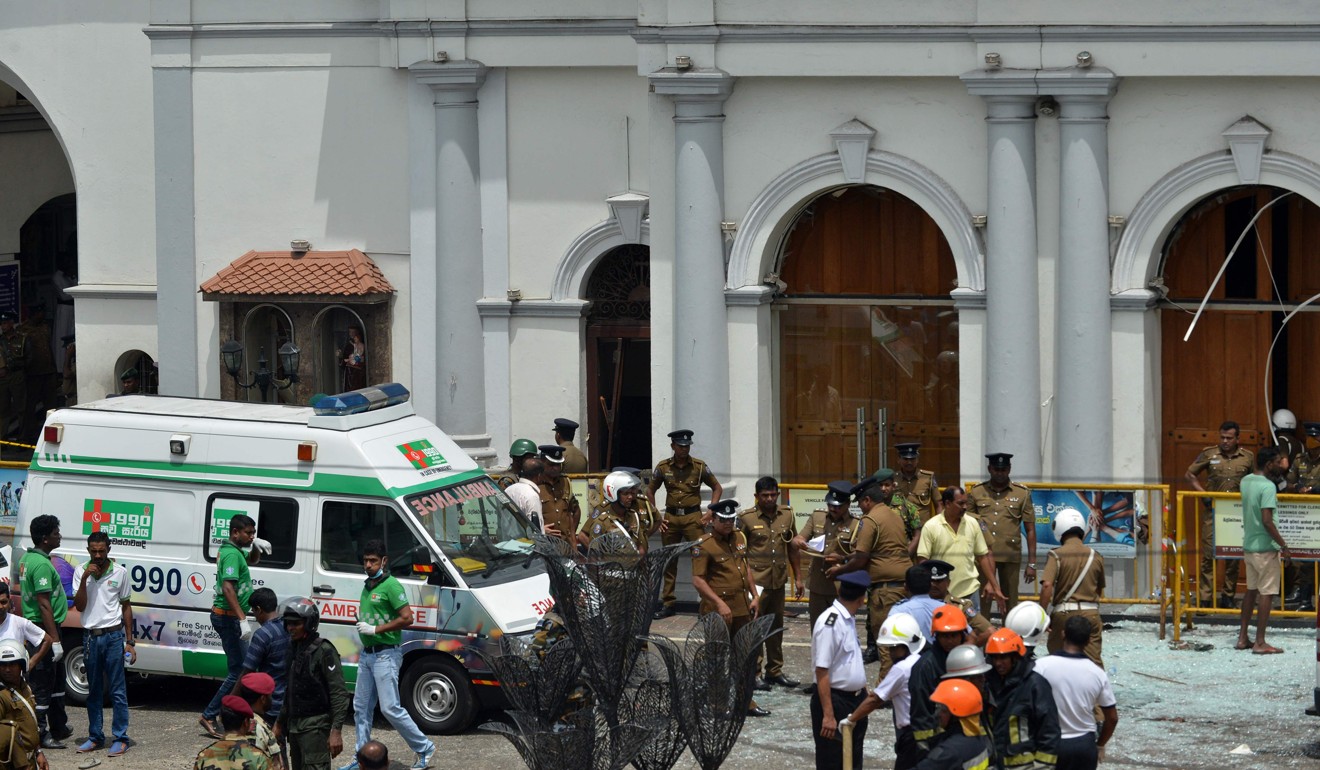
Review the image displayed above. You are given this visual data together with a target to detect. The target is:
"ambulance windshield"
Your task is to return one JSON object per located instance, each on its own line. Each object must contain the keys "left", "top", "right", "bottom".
{"left": 403, "top": 475, "right": 546, "bottom": 587}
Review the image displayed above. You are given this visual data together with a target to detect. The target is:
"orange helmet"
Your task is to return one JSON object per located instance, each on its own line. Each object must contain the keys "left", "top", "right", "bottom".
{"left": 930, "top": 678, "right": 983, "bottom": 718}
{"left": 985, "top": 628, "right": 1026, "bottom": 657}
{"left": 931, "top": 605, "right": 969, "bottom": 634}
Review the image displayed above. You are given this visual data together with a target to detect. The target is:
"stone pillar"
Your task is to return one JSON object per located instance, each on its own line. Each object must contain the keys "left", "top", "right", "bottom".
{"left": 1047, "top": 70, "right": 1120, "bottom": 481}
{"left": 650, "top": 69, "right": 735, "bottom": 477}
{"left": 411, "top": 61, "right": 494, "bottom": 463}
{"left": 963, "top": 73, "right": 1042, "bottom": 479}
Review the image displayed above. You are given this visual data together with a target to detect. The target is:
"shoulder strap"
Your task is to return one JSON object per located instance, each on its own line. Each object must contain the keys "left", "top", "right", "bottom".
{"left": 1051, "top": 549, "right": 1096, "bottom": 611}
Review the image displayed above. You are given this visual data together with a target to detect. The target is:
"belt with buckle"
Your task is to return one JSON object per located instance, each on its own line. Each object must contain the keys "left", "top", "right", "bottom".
{"left": 1055, "top": 601, "right": 1099, "bottom": 612}
{"left": 870, "top": 580, "right": 905, "bottom": 589}
{"left": 87, "top": 623, "right": 123, "bottom": 638}
{"left": 665, "top": 505, "right": 701, "bottom": 515}
{"left": 363, "top": 643, "right": 399, "bottom": 654}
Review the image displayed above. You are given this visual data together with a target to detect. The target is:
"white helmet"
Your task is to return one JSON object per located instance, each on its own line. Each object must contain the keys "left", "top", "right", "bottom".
{"left": 1005, "top": 600, "right": 1051, "bottom": 647}
{"left": 601, "top": 471, "right": 641, "bottom": 504}
{"left": 877, "top": 613, "right": 926, "bottom": 655}
{"left": 0, "top": 639, "right": 27, "bottom": 665}
{"left": 941, "top": 644, "right": 991, "bottom": 678}
{"left": 1274, "top": 408, "right": 1298, "bottom": 431}
{"left": 1052, "top": 507, "right": 1087, "bottom": 542}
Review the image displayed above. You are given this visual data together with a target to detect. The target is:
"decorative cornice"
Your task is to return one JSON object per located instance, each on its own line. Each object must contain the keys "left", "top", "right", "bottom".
{"left": 410, "top": 60, "right": 488, "bottom": 94}
{"left": 145, "top": 19, "right": 636, "bottom": 40}
{"left": 475, "top": 298, "right": 513, "bottom": 318}
{"left": 1110, "top": 289, "right": 1158, "bottom": 311}
{"left": 725, "top": 285, "right": 774, "bottom": 307}
{"left": 1037, "top": 67, "right": 1120, "bottom": 100}
{"left": 648, "top": 68, "right": 734, "bottom": 103}
{"left": 510, "top": 299, "right": 590, "bottom": 318}
{"left": 64, "top": 284, "right": 157, "bottom": 301}
{"left": 950, "top": 287, "right": 986, "bottom": 310}
{"left": 961, "top": 69, "right": 1042, "bottom": 99}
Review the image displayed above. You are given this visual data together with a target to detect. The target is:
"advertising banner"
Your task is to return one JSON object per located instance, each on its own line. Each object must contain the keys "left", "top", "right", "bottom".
{"left": 1215, "top": 498, "right": 1320, "bottom": 560}
{"left": 1029, "top": 488, "right": 1140, "bottom": 560}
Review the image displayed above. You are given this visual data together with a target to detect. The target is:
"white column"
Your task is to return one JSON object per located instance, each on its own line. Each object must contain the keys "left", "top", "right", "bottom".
{"left": 1048, "top": 70, "right": 1120, "bottom": 481}
{"left": 963, "top": 73, "right": 1042, "bottom": 479}
{"left": 651, "top": 69, "right": 735, "bottom": 476}
{"left": 411, "top": 61, "right": 494, "bottom": 463}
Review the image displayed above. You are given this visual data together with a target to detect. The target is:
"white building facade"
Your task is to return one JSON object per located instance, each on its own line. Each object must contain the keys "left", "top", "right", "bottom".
{"left": 4, "top": 1, "right": 1320, "bottom": 494}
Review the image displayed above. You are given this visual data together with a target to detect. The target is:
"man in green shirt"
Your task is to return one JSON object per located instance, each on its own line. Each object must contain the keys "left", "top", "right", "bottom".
{"left": 18, "top": 514, "right": 70, "bottom": 749}
{"left": 199, "top": 513, "right": 269, "bottom": 738}
{"left": 1237, "top": 446, "right": 1292, "bottom": 655}
{"left": 342, "top": 539, "right": 434, "bottom": 770}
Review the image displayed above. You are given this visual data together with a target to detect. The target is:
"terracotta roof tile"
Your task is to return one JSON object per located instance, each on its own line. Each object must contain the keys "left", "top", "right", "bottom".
{"left": 200, "top": 249, "right": 395, "bottom": 297}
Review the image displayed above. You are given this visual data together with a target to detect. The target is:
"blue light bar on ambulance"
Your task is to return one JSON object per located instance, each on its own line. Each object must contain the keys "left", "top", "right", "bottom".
{"left": 313, "top": 383, "right": 411, "bottom": 416}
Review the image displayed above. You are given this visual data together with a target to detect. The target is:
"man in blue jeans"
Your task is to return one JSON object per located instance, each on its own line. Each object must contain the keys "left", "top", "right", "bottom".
{"left": 341, "top": 539, "right": 434, "bottom": 770}
{"left": 72, "top": 531, "right": 134, "bottom": 757}
{"left": 198, "top": 513, "right": 270, "bottom": 737}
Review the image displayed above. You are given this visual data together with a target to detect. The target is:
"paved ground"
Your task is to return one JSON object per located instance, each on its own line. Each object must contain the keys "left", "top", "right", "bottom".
{"left": 46, "top": 603, "right": 1320, "bottom": 770}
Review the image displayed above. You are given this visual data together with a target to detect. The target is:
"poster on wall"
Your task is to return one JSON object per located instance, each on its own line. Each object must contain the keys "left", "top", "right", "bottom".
{"left": 0, "top": 263, "right": 19, "bottom": 320}
{"left": 1215, "top": 498, "right": 1320, "bottom": 560}
{"left": 1030, "top": 488, "right": 1140, "bottom": 560}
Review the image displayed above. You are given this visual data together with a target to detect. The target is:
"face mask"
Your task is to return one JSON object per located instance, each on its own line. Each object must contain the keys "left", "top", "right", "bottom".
{"left": 369, "top": 567, "right": 384, "bottom": 579}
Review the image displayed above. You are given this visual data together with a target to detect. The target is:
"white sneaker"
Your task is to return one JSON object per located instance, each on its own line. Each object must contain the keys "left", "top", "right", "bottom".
{"left": 410, "top": 744, "right": 436, "bottom": 769}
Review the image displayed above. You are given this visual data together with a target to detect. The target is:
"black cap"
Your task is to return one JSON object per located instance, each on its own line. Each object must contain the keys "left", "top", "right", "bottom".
{"left": 986, "top": 452, "right": 1013, "bottom": 469}
{"left": 538, "top": 444, "right": 566, "bottom": 463}
{"left": 849, "top": 478, "right": 876, "bottom": 498}
{"left": 1306, "top": 422, "right": 1320, "bottom": 438}
{"left": 708, "top": 499, "right": 740, "bottom": 519}
{"left": 896, "top": 442, "right": 921, "bottom": 458}
{"left": 668, "top": 429, "right": 694, "bottom": 446}
{"left": 870, "top": 468, "right": 896, "bottom": 484}
{"left": 120, "top": 367, "right": 139, "bottom": 381}
{"left": 554, "top": 418, "right": 579, "bottom": 432}
{"left": 837, "top": 571, "right": 871, "bottom": 589}
{"left": 825, "top": 480, "right": 853, "bottom": 506}
{"left": 923, "top": 559, "right": 955, "bottom": 581}
{"left": 0, "top": 312, "right": 16, "bottom": 323}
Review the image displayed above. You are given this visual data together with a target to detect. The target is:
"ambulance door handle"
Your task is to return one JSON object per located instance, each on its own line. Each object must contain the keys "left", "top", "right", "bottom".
{"left": 312, "top": 584, "right": 335, "bottom": 596}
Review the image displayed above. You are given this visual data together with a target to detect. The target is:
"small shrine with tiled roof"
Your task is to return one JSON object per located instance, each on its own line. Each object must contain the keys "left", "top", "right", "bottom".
{"left": 200, "top": 249, "right": 394, "bottom": 302}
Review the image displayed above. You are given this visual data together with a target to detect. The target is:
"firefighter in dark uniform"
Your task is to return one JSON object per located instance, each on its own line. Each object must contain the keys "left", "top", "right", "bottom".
{"left": 537, "top": 444, "right": 582, "bottom": 542}
{"left": 691, "top": 499, "right": 768, "bottom": 716}
{"left": 983, "top": 628, "right": 1060, "bottom": 769}
{"left": 792, "top": 480, "right": 858, "bottom": 627}
{"left": 919, "top": 679, "right": 994, "bottom": 770}
{"left": 1184, "top": 421, "right": 1254, "bottom": 607}
{"left": 649, "top": 429, "right": 723, "bottom": 619}
{"left": 553, "top": 418, "right": 589, "bottom": 474}
{"left": 968, "top": 453, "right": 1036, "bottom": 618}
{"left": 0, "top": 313, "right": 28, "bottom": 441}
{"left": 1038, "top": 508, "right": 1106, "bottom": 667}
{"left": 739, "top": 476, "right": 800, "bottom": 690}
{"left": 895, "top": 442, "right": 939, "bottom": 524}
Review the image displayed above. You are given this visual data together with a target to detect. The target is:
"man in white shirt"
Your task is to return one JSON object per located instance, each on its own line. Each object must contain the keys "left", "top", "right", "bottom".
{"left": 839, "top": 613, "right": 927, "bottom": 770}
{"left": 71, "top": 532, "right": 135, "bottom": 757}
{"left": 505, "top": 456, "right": 546, "bottom": 530}
{"left": 1033, "top": 615, "right": 1118, "bottom": 770}
{"left": 0, "top": 583, "right": 51, "bottom": 670}
{"left": 810, "top": 570, "right": 870, "bottom": 770}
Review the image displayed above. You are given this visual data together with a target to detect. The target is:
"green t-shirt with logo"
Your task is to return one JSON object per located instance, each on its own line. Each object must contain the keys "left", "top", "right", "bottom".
{"left": 1241, "top": 472, "right": 1282, "bottom": 554}
{"left": 213, "top": 542, "right": 253, "bottom": 613}
{"left": 19, "top": 549, "right": 68, "bottom": 625}
{"left": 358, "top": 574, "right": 409, "bottom": 647}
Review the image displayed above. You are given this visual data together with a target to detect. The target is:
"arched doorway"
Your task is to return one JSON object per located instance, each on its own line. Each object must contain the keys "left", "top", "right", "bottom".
{"left": 778, "top": 185, "right": 959, "bottom": 483}
{"left": 1160, "top": 186, "right": 1320, "bottom": 482}
{"left": 585, "top": 244, "right": 651, "bottom": 472}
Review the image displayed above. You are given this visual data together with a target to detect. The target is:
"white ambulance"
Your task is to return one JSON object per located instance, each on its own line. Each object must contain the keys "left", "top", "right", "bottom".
{"left": 14, "top": 383, "right": 552, "bottom": 733}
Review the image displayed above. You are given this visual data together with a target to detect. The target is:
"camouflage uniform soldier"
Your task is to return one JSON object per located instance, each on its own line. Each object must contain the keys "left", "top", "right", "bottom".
{"left": 497, "top": 439, "right": 540, "bottom": 490}
{"left": 276, "top": 599, "right": 346, "bottom": 770}
{"left": 194, "top": 695, "right": 271, "bottom": 770}
{"left": 0, "top": 312, "right": 29, "bottom": 441}
{"left": 648, "top": 429, "right": 722, "bottom": 619}
{"left": 894, "top": 442, "right": 939, "bottom": 524}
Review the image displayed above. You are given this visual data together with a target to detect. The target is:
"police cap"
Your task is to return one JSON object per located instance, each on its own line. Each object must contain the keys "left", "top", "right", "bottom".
{"left": 708, "top": 499, "right": 740, "bottom": 519}
{"left": 825, "top": 480, "right": 853, "bottom": 506}
{"left": 554, "top": 417, "right": 579, "bottom": 431}
{"left": 0, "top": 312, "right": 16, "bottom": 323}
{"left": 538, "top": 444, "right": 566, "bottom": 464}
{"left": 849, "top": 478, "right": 876, "bottom": 498}
{"left": 668, "top": 429, "right": 694, "bottom": 446}
{"left": 837, "top": 571, "right": 871, "bottom": 589}
{"left": 896, "top": 442, "right": 921, "bottom": 458}
{"left": 986, "top": 452, "right": 1013, "bottom": 469}
{"left": 924, "top": 559, "right": 955, "bottom": 581}
{"left": 1306, "top": 422, "right": 1320, "bottom": 438}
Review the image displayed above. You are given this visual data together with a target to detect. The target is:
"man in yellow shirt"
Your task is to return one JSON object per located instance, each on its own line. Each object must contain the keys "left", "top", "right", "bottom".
{"left": 917, "top": 485, "right": 1004, "bottom": 611}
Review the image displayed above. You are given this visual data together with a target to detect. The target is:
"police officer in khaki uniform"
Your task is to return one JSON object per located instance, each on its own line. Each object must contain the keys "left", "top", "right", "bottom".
{"left": 1038, "top": 508, "right": 1106, "bottom": 666}
{"left": 553, "top": 418, "right": 589, "bottom": 474}
{"left": 0, "top": 313, "right": 29, "bottom": 442}
{"left": 1185, "top": 420, "right": 1254, "bottom": 607}
{"left": 537, "top": 444, "right": 582, "bottom": 542}
{"left": 691, "top": 499, "right": 768, "bottom": 717}
{"left": 739, "top": 476, "right": 800, "bottom": 690}
{"left": 792, "top": 480, "right": 857, "bottom": 627}
{"left": 968, "top": 453, "right": 1036, "bottom": 618}
{"left": 834, "top": 472, "right": 911, "bottom": 671}
{"left": 0, "top": 639, "right": 42, "bottom": 770}
{"left": 895, "top": 442, "right": 939, "bottom": 524}
{"left": 649, "top": 429, "right": 723, "bottom": 619}
{"left": 581, "top": 470, "right": 647, "bottom": 552}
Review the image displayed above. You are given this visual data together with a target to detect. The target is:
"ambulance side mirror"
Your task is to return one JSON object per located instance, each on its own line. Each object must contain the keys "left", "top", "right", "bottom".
{"left": 423, "top": 563, "right": 454, "bottom": 587}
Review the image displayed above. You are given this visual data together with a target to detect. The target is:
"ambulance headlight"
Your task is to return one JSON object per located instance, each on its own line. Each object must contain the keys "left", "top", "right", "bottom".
{"left": 313, "top": 383, "right": 411, "bottom": 416}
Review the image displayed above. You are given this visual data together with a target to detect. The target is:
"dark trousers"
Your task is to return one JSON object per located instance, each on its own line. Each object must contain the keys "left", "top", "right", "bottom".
{"left": 1058, "top": 733, "right": 1099, "bottom": 770}
{"left": 894, "top": 725, "right": 920, "bottom": 770}
{"left": 28, "top": 643, "right": 67, "bottom": 739}
{"left": 203, "top": 613, "right": 247, "bottom": 720}
{"left": 810, "top": 687, "right": 868, "bottom": 770}
{"left": 757, "top": 586, "right": 786, "bottom": 678}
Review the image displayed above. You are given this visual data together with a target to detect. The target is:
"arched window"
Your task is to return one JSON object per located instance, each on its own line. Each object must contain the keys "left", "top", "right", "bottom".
{"left": 239, "top": 305, "right": 295, "bottom": 404}
{"left": 312, "top": 306, "right": 368, "bottom": 395}
{"left": 111, "top": 350, "right": 155, "bottom": 396}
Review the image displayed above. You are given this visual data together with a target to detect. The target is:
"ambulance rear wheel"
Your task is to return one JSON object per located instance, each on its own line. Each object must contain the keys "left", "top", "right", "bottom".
{"left": 400, "top": 655, "right": 474, "bottom": 734}
{"left": 63, "top": 643, "right": 90, "bottom": 706}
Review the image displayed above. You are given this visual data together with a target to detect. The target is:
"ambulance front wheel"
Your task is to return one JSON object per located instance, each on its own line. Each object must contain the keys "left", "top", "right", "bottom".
{"left": 400, "top": 655, "right": 474, "bottom": 734}
{"left": 62, "top": 641, "right": 90, "bottom": 706}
